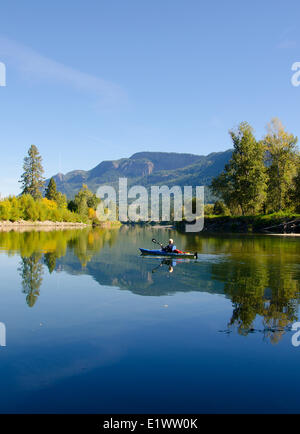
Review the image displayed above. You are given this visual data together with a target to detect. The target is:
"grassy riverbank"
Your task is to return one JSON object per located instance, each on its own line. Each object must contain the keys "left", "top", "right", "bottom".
{"left": 176, "top": 212, "right": 300, "bottom": 234}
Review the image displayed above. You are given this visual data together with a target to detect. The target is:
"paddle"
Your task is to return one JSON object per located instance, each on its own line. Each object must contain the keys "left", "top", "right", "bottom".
{"left": 152, "top": 238, "right": 164, "bottom": 248}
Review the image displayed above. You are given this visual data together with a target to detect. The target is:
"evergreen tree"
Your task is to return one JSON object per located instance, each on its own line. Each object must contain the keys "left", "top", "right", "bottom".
{"left": 45, "top": 177, "right": 57, "bottom": 201}
{"left": 211, "top": 122, "right": 267, "bottom": 215}
{"left": 20, "top": 145, "right": 45, "bottom": 200}
{"left": 263, "top": 118, "right": 299, "bottom": 212}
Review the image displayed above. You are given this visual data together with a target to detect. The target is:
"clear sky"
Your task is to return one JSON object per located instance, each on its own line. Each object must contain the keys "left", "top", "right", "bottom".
{"left": 0, "top": 0, "right": 300, "bottom": 196}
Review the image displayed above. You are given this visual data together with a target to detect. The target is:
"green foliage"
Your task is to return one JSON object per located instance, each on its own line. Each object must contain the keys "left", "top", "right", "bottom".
{"left": 291, "top": 166, "right": 300, "bottom": 213}
{"left": 45, "top": 178, "right": 67, "bottom": 209}
{"left": 19, "top": 145, "right": 45, "bottom": 199}
{"left": 45, "top": 177, "right": 57, "bottom": 201}
{"left": 0, "top": 195, "right": 86, "bottom": 223}
{"left": 204, "top": 204, "right": 214, "bottom": 216}
{"left": 211, "top": 122, "right": 267, "bottom": 215}
{"left": 55, "top": 191, "right": 67, "bottom": 209}
{"left": 68, "top": 184, "right": 100, "bottom": 217}
{"left": 200, "top": 212, "right": 300, "bottom": 234}
{"left": 211, "top": 118, "right": 299, "bottom": 217}
{"left": 264, "top": 118, "right": 299, "bottom": 212}
{"left": 67, "top": 199, "right": 77, "bottom": 212}
{"left": 213, "top": 200, "right": 230, "bottom": 216}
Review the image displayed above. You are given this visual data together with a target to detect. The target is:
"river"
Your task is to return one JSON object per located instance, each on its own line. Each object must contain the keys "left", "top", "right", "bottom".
{"left": 0, "top": 226, "right": 299, "bottom": 413}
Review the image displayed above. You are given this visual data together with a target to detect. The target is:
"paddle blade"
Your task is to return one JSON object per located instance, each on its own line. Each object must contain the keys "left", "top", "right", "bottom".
{"left": 152, "top": 238, "right": 163, "bottom": 247}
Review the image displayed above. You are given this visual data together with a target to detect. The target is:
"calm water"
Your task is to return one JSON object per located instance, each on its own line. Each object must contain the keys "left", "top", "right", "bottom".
{"left": 0, "top": 226, "right": 300, "bottom": 413}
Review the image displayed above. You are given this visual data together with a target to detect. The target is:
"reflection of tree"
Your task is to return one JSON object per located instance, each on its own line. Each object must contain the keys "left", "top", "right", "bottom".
{"left": 262, "top": 266, "right": 299, "bottom": 344}
{"left": 44, "top": 252, "right": 57, "bottom": 274}
{"left": 0, "top": 228, "right": 119, "bottom": 268}
{"left": 0, "top": 229, "right": 74, "bottom": 258}
{"left": 224, "top": 264, "right": 268, "bottom": 335}
{"left": 207, "top": 235, "right": 300, "bottom": 343}
{"left": 1, "top": 228, "right": 120, "bottom": 307}
{"left": 19, "top": 253, "right": 44, "bottom": 307}
{"left": 3, "top": 227, "right": 300, "bottom": 336}
{"left": 67, "top": 229, "right": 119, "bottom": 267}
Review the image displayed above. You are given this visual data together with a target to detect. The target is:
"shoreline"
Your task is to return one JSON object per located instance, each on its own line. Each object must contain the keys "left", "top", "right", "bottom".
{"left": 175, "top": 215, "right": 300, "bottom": 236}
{"left": 264, "top": 233, "right": 300, "bottom": 237}
{"left": 1, "top": 219, "right": 299, "bottom": 236}
{"left": 0, "top": 220, "right": 122, "bottom": 232}
{"left": 0, "top": 220, "right": 89, "bottom": 231}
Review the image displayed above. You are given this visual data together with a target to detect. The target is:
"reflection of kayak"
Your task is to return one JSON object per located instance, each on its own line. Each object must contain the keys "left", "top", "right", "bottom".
{"left": 140, "top": 248, "right": 197, "bottom": 259}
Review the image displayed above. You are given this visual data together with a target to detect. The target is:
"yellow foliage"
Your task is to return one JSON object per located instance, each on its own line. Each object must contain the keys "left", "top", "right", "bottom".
{"left": 0, "top": 195, "right": 85, "bottom": 223}
{"left": 88, "top": 208, "right": 96, "bottom": 219}
{"left": 42, "top": 198, "right": 57, "bottom": 209}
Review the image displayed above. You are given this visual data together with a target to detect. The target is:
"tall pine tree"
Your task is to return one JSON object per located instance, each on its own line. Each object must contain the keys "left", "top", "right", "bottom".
{"left": 20, "top": 145, "right": 45, "bottom": 200}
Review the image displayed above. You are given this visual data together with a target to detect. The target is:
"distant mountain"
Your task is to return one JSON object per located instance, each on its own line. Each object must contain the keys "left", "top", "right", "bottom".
{"left": 47, "top": 150, "right": 232, "bottom": 202}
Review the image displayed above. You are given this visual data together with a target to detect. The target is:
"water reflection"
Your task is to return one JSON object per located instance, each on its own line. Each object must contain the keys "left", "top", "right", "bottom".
{"left": 216, "top": 261, "right": 299, "bottom": 344}
{"left": 0, "top": 227, "right": 300, "bottom": 343}
{"left": 151, "top": 259, "right": 179, "bottom": 274}
{"left": 0, "top": 228, "right": 119, "bottom": 307}
{"left": 19, "top": 253, "right": 44, "bottom": 308}
{"left": 44, "top": 252, "right": 57, "bottom": 274}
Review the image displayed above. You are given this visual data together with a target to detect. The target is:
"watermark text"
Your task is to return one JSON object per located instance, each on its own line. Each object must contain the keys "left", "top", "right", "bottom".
{"left": 0, "top": 62, "right": 6, "bottom": 87}
{"left": 96, "top": 178, "right": 204, "bottom": 232}
{"left": 0, "top": 322, "right": 6, "bottom": 347}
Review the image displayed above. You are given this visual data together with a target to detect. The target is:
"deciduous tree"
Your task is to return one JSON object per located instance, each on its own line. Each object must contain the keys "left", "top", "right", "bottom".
{"left": 290, "top": 164, "right": 300, "bottom": 212}
{"left": 263, "top": 118, "right": 299, "bottom": 212}
{"left": 211, "top": 122, "right": 267, "bottom": 215}
{"left": 68, "top": 184, "right": 100, "bottom": 217}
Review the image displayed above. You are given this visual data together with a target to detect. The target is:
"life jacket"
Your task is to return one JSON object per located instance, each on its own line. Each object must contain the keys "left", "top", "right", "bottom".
{"left": 164, "top": 245, "right": 183, "bottom": 254}
{"left": 164, "top": 244, "right": 176, "bottom": 252}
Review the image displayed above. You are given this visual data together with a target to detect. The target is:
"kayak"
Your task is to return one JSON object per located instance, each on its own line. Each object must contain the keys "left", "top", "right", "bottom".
{"left": 140, "top": 248, "right": 197, "bottom": 259}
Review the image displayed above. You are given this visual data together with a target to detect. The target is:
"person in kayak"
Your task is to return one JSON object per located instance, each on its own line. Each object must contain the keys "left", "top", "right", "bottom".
{"left": 163, "top": 239, "right": 177, "bottom": 253}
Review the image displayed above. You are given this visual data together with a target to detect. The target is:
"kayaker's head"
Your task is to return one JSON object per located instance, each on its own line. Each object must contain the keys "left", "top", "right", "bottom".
{"left": 169, "top": 238, "right": 174, "bottom": 245}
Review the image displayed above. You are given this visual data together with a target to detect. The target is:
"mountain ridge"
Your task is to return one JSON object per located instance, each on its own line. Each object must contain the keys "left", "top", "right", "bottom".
{"left": 48, "top": 150, "right": 233, "bottom": 201}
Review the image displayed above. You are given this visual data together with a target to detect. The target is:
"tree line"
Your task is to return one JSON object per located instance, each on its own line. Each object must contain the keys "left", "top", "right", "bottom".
{"left": 211, "top": 118, "right": 300, "bottom": 216}
{"left": 1, "top": 120, "right": 299, "bottom": 223}
{"left": 0, "top": 145, "right": 100, "bottom": 223}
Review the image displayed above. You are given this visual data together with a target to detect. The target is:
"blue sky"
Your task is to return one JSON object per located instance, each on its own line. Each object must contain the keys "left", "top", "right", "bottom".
{"left": 0, "top": 0, "right": 300, "bottom": 196}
